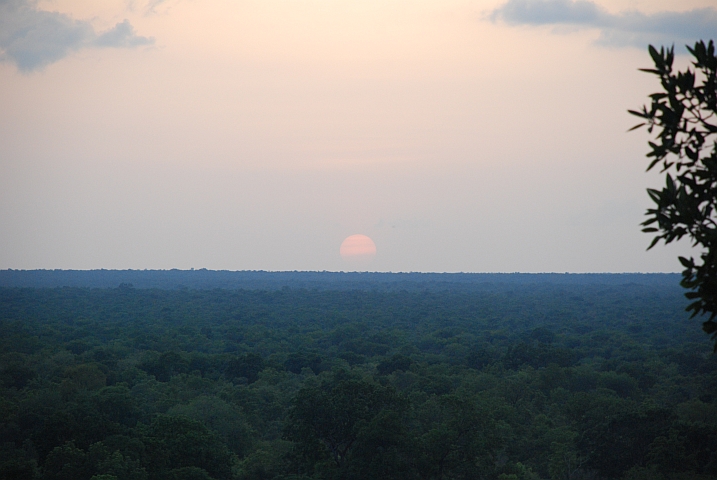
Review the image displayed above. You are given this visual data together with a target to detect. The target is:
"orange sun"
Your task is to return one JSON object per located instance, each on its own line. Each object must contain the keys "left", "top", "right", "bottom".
{"left": 340, "top": 234, "right": 377, "bottom": 260}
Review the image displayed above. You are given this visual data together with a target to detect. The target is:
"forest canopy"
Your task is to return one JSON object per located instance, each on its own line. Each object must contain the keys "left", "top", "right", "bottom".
{"left": 0, "top": 274, "right": 716, "bottom": 480}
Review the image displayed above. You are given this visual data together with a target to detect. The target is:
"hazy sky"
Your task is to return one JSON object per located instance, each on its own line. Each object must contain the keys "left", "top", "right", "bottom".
{"left": 1, "top": 0, "right": 715, "bottom": 272}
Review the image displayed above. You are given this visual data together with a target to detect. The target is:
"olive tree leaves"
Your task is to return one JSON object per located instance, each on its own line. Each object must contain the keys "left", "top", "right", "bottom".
{"left": 630, "top": 40, "right": 717, "bottom": 349}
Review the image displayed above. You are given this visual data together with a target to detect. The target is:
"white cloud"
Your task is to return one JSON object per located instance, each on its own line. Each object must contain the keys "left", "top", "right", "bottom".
{"left": 0, "top": 0, "right": 154, "bottom": 72}
{"left": 490, "top": 0, "right": 717, "bottom": 50}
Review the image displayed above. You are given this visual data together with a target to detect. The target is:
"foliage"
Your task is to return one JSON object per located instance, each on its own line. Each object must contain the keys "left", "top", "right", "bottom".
{"left": 140, "top": 414, "right": 232, "bottom": 480}
{"left": 0, "top": 282, "right": 716, "bottom": 479}
{"left": 284, "top": 372, "right": 407, "bottom": 478}
{"left": 630, "top": 40, "right": 717, "bottom": 347}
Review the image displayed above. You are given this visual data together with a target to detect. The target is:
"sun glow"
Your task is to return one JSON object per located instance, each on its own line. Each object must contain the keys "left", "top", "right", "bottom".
{"left": 340, "top": 234, "right": 377, "bottom": 260}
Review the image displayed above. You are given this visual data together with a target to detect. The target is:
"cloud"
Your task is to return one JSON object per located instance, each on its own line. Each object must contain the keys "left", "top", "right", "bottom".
{"left": 145, "top": 0, "right": 169, "bottom": 15}
{"left": 94, "top": 19, "right": 154, "bottom": 48}
{"left": 0, "top": 0, "right": 154, "bottom": 72}
{"left": 489, "top": 0, "right": 717, "bottom": 50}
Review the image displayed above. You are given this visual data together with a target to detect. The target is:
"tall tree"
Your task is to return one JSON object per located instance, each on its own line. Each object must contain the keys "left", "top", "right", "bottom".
{"left": 284, "top": 372, "right": 407, "bottom": 479}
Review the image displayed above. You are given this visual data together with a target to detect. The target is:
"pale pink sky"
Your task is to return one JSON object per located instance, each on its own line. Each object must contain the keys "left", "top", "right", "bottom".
{"left": 1, "top": 0, "right": 714, "bottom": 271}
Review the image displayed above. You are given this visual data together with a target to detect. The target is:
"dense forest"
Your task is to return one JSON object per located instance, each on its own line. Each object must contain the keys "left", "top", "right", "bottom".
{"left": 1, "top": 274, "right": 716, "bottom": 480}
{"left": 0, "top": 270, "right": 681, "bottom": 291}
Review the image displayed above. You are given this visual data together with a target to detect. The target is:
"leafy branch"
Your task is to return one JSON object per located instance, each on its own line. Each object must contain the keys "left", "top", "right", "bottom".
{"left": 630, "top": 40, "right": 717, "bottom": 349}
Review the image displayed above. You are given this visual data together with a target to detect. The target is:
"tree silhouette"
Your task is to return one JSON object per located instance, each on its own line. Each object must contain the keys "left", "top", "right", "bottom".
{"left": 630, "top": 40, "right": 717, "bottom": 349}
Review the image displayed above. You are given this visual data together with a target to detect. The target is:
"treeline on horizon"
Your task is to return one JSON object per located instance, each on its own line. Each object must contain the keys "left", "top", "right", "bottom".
{"left": 0, "top": 269, "right": 682, "bottom": 291}
{"left": 1, "top": 281, "right": 716, "bottom": 480}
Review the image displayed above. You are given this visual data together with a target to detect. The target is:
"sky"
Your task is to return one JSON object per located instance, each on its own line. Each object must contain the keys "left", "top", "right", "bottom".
{"left": 1, "top": 0, "right": 715, "bottom": 273}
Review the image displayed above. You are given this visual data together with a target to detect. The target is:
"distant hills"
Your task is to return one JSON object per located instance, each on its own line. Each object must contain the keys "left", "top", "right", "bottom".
{"left": 0, "top": 269, "right": 681, "bottom": 291}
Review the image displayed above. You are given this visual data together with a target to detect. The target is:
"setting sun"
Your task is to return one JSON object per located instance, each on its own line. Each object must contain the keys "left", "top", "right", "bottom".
{"left": 340, "top": 234, "right": 377, "bottom": 260}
